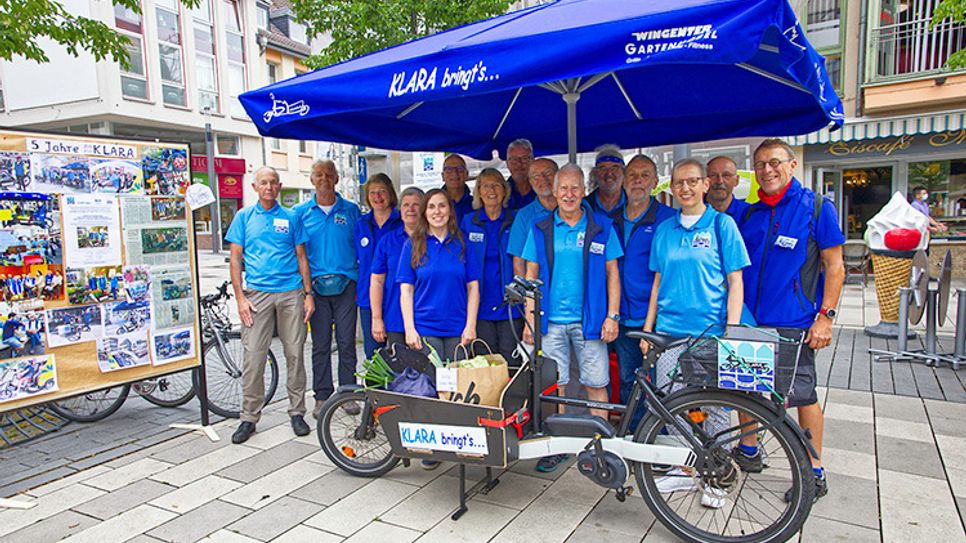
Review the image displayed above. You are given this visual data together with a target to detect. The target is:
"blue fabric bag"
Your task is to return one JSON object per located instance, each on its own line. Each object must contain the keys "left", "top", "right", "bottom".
{"left": 388, "top": 367, "right": 437, "bottom": 398}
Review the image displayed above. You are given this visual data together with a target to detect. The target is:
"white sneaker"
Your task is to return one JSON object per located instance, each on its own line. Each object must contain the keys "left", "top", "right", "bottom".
{"left": 701, "top": 486, "right": 727, "bottom": 509}
{"left": 656, "top": 468, "right": 697, "bottom": 494}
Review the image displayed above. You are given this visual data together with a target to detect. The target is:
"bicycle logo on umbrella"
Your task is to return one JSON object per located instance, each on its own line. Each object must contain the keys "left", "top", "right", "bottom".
{"left": 263, "top": 93, "right": 310, "bottom": 123}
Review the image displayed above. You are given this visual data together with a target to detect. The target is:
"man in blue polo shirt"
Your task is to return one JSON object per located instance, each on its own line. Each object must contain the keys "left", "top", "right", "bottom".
{"left": 587, "top": 145, "right": 626, "bottom": 215}
{"left": 739, "top": 139, "right": 845, "bottom": 502}
{"left": 506, "top": 139, "right": 536, "bottom": 210}
{"left": 612, "top": 154, "right": 675, "bottom": 429}
{"left": 508, "top": 158, "right": 558, "bottom": 277}
{"left": 522, "top": 164, "right": 622, "bottom": 472}
{"left": 227, "top": 166, "right": 314, "bottom": 444}
{"left": 293, "top": 160, "right": 362, "bottom": 418}
{"left": 706, "top": 156, "right": 750, "bottom": 222}
{"left": 441, "top": 154, "right": 474, "bottom": 222}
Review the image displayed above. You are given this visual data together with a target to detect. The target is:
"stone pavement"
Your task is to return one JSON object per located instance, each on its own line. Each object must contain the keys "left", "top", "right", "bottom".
{"left": 1, "top": 253, "right": 966, "bottom": 540}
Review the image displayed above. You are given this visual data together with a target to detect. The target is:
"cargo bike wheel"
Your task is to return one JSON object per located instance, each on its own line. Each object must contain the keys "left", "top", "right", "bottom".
{"left": 318, "top": 390, "right": 399, "bottom": 477}
{"left": 633, "top": 389, "right": 814, "bottom": 543}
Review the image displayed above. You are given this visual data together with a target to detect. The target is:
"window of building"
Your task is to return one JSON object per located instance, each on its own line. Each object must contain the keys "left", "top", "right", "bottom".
{"left": 910, "top": 159, "right": 966, "bottom": 223}
{"left": 871, "top": 0, "right": 966, "bottom": 81}
{"left": 216, "top": 134, "right": 240, "bottom": 155}
{"left": 224, "top": 0, "right": 247, "bottom": 118}
{"left": 0, "top": 77, "right": 5, "bottom": 112}
{"left": 156, "top": 0, "right": 186, "bottom": 106}
{"left": 299, "top": 140, "right": 309, "bottom": 154}
{"left": 257, "top": 4, "right": 270, "bottom": 30}
{"left": 289, "top": 20, "right": 307, "bottom": 44}
{"left": 193, "top": 1, "right": 219, "bottom": 113}
{"left": 114, "top": 3, "right": 149, "bottom": 100}
{"left": 267, "top": 62, "right": 278, "bottom": 84}
{"left": 804, "top": 0, "right": 843, "bottom": 91}
{"left": 269, "top": 138, "right": 282, "bottom": 151}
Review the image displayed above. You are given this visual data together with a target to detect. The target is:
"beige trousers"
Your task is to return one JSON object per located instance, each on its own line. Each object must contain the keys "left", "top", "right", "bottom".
{"left": 240, "top": 288, "right": 307, "bottom": 423}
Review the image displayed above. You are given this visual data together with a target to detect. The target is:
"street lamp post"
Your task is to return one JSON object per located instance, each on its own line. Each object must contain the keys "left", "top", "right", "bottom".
{"left": 203, "top": 106, "right": 222, "bottom": 253}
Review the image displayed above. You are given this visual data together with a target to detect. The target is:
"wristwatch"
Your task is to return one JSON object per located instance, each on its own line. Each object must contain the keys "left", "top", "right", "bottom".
{"left": 608, "top": 314, "right": 620, "bottom": 322}
{"left": 818, "top": 307, "right": 837, "bottom": 320}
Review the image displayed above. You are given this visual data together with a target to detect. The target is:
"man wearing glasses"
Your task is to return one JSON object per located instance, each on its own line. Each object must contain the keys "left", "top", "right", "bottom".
{"left": 738, "top": 139, "right": 845, "bottom": 503}
{"left": 506, "top": 139, "right": 536, "bottom": 210}
{"left": 706, "top": 155, "right": 750, "bottom": 221}
{"left": 507, "top": 158, "right": 559, "bottom": 277}
{"left": 441, "top": 154, "right": 474, "bottom": 222}
{"left": 587, "top": 145, "right": 627, "bottom": 215}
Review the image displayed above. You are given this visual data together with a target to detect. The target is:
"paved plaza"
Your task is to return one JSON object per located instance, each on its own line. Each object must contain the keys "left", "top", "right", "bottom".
{"left": 0, "top": 253, "right": 965, "bottom": 542}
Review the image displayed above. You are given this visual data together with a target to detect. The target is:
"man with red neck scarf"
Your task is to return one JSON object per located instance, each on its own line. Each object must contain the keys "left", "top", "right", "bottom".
{"left": 738, "top": 138, "right": 845, "bottom": 503}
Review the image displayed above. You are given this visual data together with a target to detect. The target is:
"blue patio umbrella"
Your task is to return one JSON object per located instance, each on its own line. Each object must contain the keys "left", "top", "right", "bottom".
{"left": 240, "top": 0, "right": 843, "bottom": 161}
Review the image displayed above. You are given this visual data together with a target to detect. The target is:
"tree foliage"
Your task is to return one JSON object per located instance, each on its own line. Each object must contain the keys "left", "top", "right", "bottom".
{"left": 0, "top": 0, "right": 198, "bottom": 68}
{"left": 930, "top": 0, "right": 966, "bottom": 69}
{"left": 290, "top": 0, "right": 514, "bottom": 69}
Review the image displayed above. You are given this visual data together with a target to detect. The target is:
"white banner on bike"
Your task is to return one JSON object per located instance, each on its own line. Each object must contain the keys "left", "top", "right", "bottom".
{"left": 62, "top": 193, "right": 122, "bottom": 268}
{"left": 150, "top": 326, "right": 195, "bottom": 366}
{"left": 398, "top": 422, "right": 489, "bottom": 456}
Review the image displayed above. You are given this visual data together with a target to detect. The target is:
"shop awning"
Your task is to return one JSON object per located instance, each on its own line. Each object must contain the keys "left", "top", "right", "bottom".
{"left": 787, "top": 110, "right": 966, "bottom": 145}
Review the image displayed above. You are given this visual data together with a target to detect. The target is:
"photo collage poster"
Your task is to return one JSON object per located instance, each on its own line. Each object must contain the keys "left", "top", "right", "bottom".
{"left": 0, "top": 132, "right": 197, "bottom": 402}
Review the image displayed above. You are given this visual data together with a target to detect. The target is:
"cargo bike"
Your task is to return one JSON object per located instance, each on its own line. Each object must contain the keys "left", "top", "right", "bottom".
{"left": 317, "top": 277, "right": 817, "bottom": 543}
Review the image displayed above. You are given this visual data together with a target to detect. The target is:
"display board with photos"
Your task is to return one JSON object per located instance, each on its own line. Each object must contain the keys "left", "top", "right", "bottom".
{"left": 0, "top": 129, "right": 200, "bottom": 411}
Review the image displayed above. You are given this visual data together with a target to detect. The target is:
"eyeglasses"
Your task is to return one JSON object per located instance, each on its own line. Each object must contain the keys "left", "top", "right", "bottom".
{"left": 707, "top": 172, "right": 736, "bottom": 181}
{"left": 670, "top": 177, "right": 703, "bottom": 189}
{"left": 753, "top": 158, "right": 792, "bottom": 170}
{"left": 443, "top": 166, "right": 467, "bottom": 174}
{"left": 529, "top": 169, "right": 555, "bottom": 180}
{"left": 507, "top": 156, "right": 533, "bottom": 164}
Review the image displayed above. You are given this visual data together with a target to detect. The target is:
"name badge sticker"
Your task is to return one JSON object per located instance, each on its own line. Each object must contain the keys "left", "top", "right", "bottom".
{"left": 576, "top": 231, "right": 585, "bottom": 247}
{"left": 273, "top": 218, "right": 290, "bottom": 234}
{"left": 775, "top": 235, "right": 798, "bottom": 250}
{"left": 589, "top": 241, "right": 605, "bottom": 255}
{"left": 334, "top": 213, "right": 347, "bottom": 225}
{"left": 468, "top": 232, "right": 484, "bottom": 243}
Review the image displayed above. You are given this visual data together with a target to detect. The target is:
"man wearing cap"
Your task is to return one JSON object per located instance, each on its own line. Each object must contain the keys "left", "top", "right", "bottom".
{"left": 738, "top": 138, "right": 844, "bottom": 502}
{"left": 587, "top": 144, "right": 627, "bottom": 215}
{"left": 521, "top": 163, "right": 622, "bottom": 472}
{"left": 611, "top": 155, "right": 675, "bottom": 429}
{"left": 706, "top": 155, "right": 750, "bottom": 221}
{"left": 227, "top": 166, "right": 314, "bottom": 444}
{"left": 441, "top": 154, "right": 474, "bottom": 222}
{"left": 508, "top": 158, "right": 559, "bottom": 277}
{"left": 506, "top": 139, "right": 536, "bottom": 210}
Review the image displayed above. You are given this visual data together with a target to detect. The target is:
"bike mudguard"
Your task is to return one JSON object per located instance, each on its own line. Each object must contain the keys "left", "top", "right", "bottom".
{"left": 337, "top": 384, "right": 364, "bottom": 394}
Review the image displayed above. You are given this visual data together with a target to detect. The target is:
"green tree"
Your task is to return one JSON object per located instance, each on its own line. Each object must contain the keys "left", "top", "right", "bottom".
{"left": 290, "top": 0, "right": 514, "bottom": 69}
{"left": 930, "top": 0, "right": 966, "bottom": 70}
{"left": 0, "top": 0, "right": 197, "bottom": 68}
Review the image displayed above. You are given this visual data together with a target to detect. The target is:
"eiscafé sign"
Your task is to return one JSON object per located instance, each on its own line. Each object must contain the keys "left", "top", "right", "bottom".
{"left": 805, "top": 129, "right": 966, "bottom": 162}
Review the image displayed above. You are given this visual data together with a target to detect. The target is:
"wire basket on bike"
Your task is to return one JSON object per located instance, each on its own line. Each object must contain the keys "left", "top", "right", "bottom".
{"left": 674, "top": 326, "right": 806, "bottom": 404}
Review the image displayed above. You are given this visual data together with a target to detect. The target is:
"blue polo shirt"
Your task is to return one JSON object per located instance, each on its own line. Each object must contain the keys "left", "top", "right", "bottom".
{"left": 397, "top": 234, "right": 480, "bottom": 337}
{"left": 650, "top": 207, "right": 750, "bottom": 337}
{"left": 355, "top": 209, "right": 402, "bottom": 308}
{"left": 294, "top": 194, "right": 361, "bottom": 280}
{"left": 371, "top": 228, "right": 410, "bottom": 333}
{"left": 443, "top": 185, "right": 474, "bottom": 223}
{"left": 588, "top": 188, "right": 626, "bottom": 215}
{"left": 508, "top": 197, "right": 554, "bottom": 258}
{"left": 508, "top": 179, "right": 536, "bottom": 210}
{"left": 522, "top": 210, "right": 622, "bottom": 324}
{"left": 740, "top": 178, "right": 845, "bottom": 328}
{"left": 613, "top": 200, "right": 676, "bottom": 327}
{"left": 724, "top": 197, "right": 751, "bottom": 225}
{"left": 225, "top": 202, "right": 307, "bottom": 293}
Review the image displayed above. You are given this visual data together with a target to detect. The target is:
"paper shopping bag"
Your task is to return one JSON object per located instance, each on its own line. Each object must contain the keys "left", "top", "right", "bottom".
{"left": 437, "top": 354, "right": 509, "bottom": 408}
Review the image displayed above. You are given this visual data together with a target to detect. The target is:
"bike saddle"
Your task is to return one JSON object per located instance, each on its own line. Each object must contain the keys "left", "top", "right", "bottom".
{"left": 625, "top": 331, "right": 690, "bottom": 351}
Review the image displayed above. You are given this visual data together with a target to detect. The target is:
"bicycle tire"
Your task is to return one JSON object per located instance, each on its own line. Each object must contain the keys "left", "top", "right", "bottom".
{"left": 318, "top": 390, "right": 399, "bottom": 477}
{"left": 138, "top": 370, "right": 196, "bottom": 408}
{"left": 49, "top": 385, "right": 132, "bottom": 423}
{"left": 194, "top": 331, "right": 279, "bottom": 419}
{"left": 634, "top": 389, "right": 813, "bottom": 543}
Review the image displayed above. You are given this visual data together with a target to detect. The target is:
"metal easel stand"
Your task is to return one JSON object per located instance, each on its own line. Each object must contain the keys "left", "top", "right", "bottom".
{"left": 937, "top": 288, "right": 966, "bottom": 371}
{"left": 870, "top": 287, "right": 943, "bottom": 366}
{"left": 452, "top": 464, "right": 501, "bottom": 520}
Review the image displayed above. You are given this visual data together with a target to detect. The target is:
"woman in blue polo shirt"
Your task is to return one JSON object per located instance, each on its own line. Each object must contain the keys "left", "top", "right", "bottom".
{"left": 398, "top": 189, "right": 480, "bottom": 359}
{"left": 355, "top": 174, "right": 402, "bottom": 359}
{"left": 459, "top": 168, "right": 522, "bottom": 365}
{"left": 370, "top": 187, "right": 423, "bottom": 346}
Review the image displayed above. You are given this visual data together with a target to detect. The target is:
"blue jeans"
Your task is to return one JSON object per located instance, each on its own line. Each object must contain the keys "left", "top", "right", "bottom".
{"left": 614, "top": 324, "right": 654, "bottom": 431}
{"left": 359, "top": 306, "right": 383, "bottom": 360}
{"left": 543, "top": 323, "right": 609, "bottom": 388}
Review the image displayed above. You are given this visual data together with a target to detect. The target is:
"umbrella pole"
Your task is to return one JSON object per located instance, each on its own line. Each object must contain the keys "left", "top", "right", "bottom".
{"left": 564, "top": 93, "right": 579, "bottom": 164}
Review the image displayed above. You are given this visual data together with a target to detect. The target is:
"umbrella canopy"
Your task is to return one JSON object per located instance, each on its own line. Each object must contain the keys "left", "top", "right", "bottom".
{"left": 240, "top": 0, "right": 843, "bottom": 161}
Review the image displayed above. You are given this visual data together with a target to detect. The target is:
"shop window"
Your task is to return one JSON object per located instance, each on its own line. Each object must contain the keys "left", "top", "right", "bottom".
{"left": 193, "top": 1, "right": 219, "bottom": 113}
{"left": 216, "top": 134, "right": 240, "bottom": 156}
{"left": 114, "top": 3, "right": 148, "bottom": 100}
{"left": 910, "top": 159, "right": 966, "bottom": 221}
{"left": 157, "top": 0, "right": 186, "bottom": 107}
{"left": 224, "top": 0, "right": 247, "bottom": 118}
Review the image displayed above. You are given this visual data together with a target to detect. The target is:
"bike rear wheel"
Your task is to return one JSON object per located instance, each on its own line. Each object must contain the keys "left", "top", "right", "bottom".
{"left": 137, "top": 370, "right": 196, "bottom": 408}
{"left": 318, "top": 390, "right": 398, "bottom": 477}
{"left": 49, "top": 385, "right": 131, "bottom": 422}
{"left": 195, "top": 331, "right": 279, "bottom": 419}
{"left": 634, "top": 389, "right": 813, "bottom": 543}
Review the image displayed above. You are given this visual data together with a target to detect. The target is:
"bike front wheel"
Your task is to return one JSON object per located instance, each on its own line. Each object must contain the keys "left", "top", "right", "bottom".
{"left": 49, "top": 385, "right": 131, "bottom": 422}
{"left": 195, "top": 331, "right": 279, "bottom": 419}
{"left": 318, "top": 390, "right": 398, "bottom": 477}
{"left": 634, "top": 389, "right": 813, "bottom": 543}
{"left": 137, "top": 370, "right": 196, "bottom": 408}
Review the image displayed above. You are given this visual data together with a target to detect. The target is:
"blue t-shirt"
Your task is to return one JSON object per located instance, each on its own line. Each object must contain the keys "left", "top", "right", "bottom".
{"left": 508, "top": 198, "right": 554, "bottom": 258}
{"left": 355, "top": 210, "right": 402, "bottom": 308}
{"left": 508, "top": 180, "right": 536, "bottom": 210}
{"left": 293, "top": 195, "right": 361, "bottom": 280}
{"left": 397, "top": 234, "right": 480, "bottom": 337}
{"left": 225, "top": 202, "right": 308, "bottom": 293}
{"left": 650, "top": 207, "right": 750, "bottom": 337}
{"left": 616, "top": 200, "right": 676, "bottom": 327}
{"left": 522, "top": 210, "right": 622, "bottom": 324}
{"left": 370, "top": 228, "right": 410, "bottom": 333}
{"left": 444, "top": 185, "right": 474, "bottom": 223}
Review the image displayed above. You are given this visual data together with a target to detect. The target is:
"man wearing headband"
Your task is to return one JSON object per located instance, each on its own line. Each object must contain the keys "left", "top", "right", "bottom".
{"left": 587, "top": 144, "right": 627, "bottom": 215}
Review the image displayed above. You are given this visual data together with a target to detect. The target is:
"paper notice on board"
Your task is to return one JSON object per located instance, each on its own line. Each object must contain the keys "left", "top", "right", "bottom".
{"left": 185, "top": 183, "right": 215, "bottom": 210}
{"left": 62, "top": 194, "right": 122, "bottom": 267}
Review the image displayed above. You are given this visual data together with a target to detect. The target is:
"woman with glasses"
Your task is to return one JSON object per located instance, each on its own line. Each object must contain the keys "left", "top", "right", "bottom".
{"left": 639, "top": 158, "right": 750, "bottom": 508}
{"left": 355, "top": 174, "right": 402, "bottom": 359}
{"left": 460, "top": 168, "right": 523, "bottom": 365}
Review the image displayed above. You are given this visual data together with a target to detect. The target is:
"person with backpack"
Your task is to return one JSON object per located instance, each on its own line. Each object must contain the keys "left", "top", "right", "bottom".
{"left": 738, "top": 138, "right": 845, "bottom": 503}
